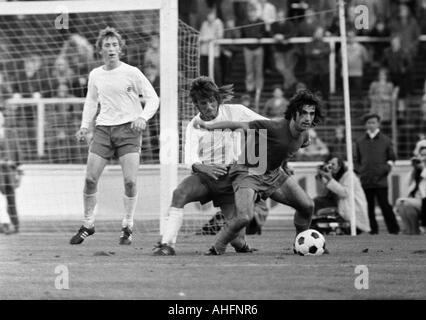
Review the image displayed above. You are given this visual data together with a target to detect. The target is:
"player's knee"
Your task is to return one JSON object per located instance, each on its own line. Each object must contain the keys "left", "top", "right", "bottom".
{"left": 301, "top": 199, "right": 314, "bottom": 217}
{"left": 171, "top": 188, "right": 188, "bottom": 207}
{"left": 124, "top": 179, "right": 137, "bottom": 196}
{"left": 84, "top": 177, "right": 98, "bottom": 193}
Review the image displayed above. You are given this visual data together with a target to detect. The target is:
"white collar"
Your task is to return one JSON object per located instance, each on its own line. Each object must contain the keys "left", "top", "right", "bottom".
{"left": 367, "top": 129, "right": 380, "bottom": 139}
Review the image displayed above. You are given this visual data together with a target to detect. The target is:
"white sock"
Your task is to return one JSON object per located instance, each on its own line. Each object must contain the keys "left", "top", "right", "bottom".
{"left": 161, "top": 207, "right": 184, "bottom": 247}
{"left": 122, "top": 193, "right": 138, "bottom": 229}
{"left": 83, "top": 193, "right": 97, "bottom": 228}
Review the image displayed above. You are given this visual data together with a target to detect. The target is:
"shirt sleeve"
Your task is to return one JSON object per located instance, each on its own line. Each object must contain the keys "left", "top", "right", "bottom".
{"left": 326, "top": 177, "right": 349, "bottom": 199}
{"left": 80, "top": 71, "right": 98, "bottom": 129}
{"left": 184, "top": 118, "right": 202, "bottom": 168}
{"left": 231, "top": 104, "right": 268, "bottom": 122}
{"left": 135, "top": 68, "right": 160, "bottom": 122}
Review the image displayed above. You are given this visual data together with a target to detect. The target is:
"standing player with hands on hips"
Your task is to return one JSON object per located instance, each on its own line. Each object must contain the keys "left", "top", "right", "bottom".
{"left": 70, "top": 27, "right": 159, "bottom": 245}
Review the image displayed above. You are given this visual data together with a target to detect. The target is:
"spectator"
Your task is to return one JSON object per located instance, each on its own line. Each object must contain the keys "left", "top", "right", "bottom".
{"left": 288, "top": 0, "right": 309, "bottom": 22}
{"left": 11, "top": 53, "right": 51, "bottom": 129}
{"left": 369, "top": 16, "right": 391, "bottom": 66}
{"left": 394, "top": 146, "right": 426, "bottom": 234}
{"left": 263, "top": 85, "right": 289, "bottom": 119}
{"left": 59, "top": 34, "right": 95, "bottom": 98}
{"left": 284, "top": 80, "right": 309, "bottom": 99}
{"left": 297, "top": 128, "right": 329, "bottom": 161}
{"left": 178, "top": 0, "right": 199, "bottom": 29}
{"left": 12, "top": 53, "right": 51, "bottom": 98}
{"left": 251, "top": 0, "right": 276, "bottom": 33}
{"left": 220, "top": 19, "right": 240, "bottom": 84}
{"left": 250, "top": 0, "right": 277, "bottom": 74}
{"left": 45, "top": 83, "right": 76, "bottom": 163}
{"left": 368, "top": 68, "right": 395, "bottom": 129}
{"left": 381, "top": 35, "right": 412, "bottom": 116}
{"left": 144, "top": 34, "right": 160, "bottom": 71}
{"left": 240, "top": 3, "right": 267, "bottom": 110}
{"left": 51, "top": 55, "right": 75, "bottom": 89}
{"left": 305, "top": 0, "right": 336, "bottom": 29}
{"left": 271, "top": 7, "right": 298, "bottom": 92}
{"left": 389, "top": 3, "right": 420, "bottom": 61}
{"left": 233, "top": 0, "right": 250, "bottom": 27}
{"left": 143, "top": 64, "right": 160, "bottom": 162}
{"left": 305, "top": 26, "right": 330, "bottom": 100}
{"left": 328, "top": 125, "right": 347, "bottom": 161}
{"left": 326, "top": 12, "right": 340, "bottom": 36}
{"left": 199, "top": 9, "right": 224, "bottom": 85}
{"left": 417, "top": 0, "right": 426, "bottom": 35}
{"left": 354, "top": 113, "right": 400, "bottom": 235}
{"left": 0, "top": 111, "right": 22, "bottom": 234}
{"left": 298, "top": 8, "right": 321, "bottom": 37}
{"left": 344, "top": 30, "right": 369, "bottom": 101}
{"left": 315, "top": 156, "right": 371, "bottom": 233}
{"left": 143, "top": 64, "right": 160, "bottom": 96}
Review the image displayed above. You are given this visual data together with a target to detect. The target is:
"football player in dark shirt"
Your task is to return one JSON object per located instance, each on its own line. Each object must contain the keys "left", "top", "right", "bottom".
{"left": 194, "top": 90, "right": 323, "bottom": 254}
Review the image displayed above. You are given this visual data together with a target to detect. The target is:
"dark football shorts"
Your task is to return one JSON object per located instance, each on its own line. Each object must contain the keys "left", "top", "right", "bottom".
{"left": 195, "top": 170, "right": 235, "bottom": 207}
{"left": 89, "top": 122, "right": 142, "bottom": 160}
{"left": 229, "top": 163, "right": 289, "bottom": 201}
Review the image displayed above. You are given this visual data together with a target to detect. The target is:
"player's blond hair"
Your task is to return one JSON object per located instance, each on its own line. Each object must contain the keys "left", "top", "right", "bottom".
{"left": 189, "top": 76, "right": 234, "bottom": 105}
{"left": 95, "top": 27, "right": 125, "bottom": 54}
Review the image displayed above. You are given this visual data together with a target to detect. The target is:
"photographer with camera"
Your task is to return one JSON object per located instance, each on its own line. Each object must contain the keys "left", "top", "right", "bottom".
{"left": 394, "top": 146, "right": 426, "bottom": 234}
{"left": 315, "top": 156, "right": 371, "bottom": 234}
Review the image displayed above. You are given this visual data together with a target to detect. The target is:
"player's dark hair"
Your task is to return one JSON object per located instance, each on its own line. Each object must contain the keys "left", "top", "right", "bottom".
{"left": 329, "top": 156, "right": 347, "bottom": 181}
{"left": 419, "top": 146, "right": 426, "bottom": 154}
{"left": 284, "top": 89, "right": 322, "bottom": 127}
{"left": 95, "top": 27, "right": 125, "bottom": 54}
{"left": 363, "top": 113, "right": 381, "bottom": 123}
{"left": 189, "top": 76, "right": 234, "bottom": 105}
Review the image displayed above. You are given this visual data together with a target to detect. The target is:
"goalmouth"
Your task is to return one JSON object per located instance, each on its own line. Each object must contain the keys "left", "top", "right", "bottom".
{"left": 0, "top": 0, "right": 197, "bottom": 233}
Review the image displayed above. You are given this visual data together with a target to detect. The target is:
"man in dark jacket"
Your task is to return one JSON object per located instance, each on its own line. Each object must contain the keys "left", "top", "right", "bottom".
{"left": 0, "top": 111, "right": 22, "bottom": 234}
{"left": 354, "top": 113, "right": 400, "bottom": 234}
{"left": 305, "top": 26, "right": 330, "bottom": 100}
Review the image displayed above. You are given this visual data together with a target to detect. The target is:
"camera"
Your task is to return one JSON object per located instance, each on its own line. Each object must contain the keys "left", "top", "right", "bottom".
{"left": 318, "top": 163, "right": 332, "bottom": 173}
{"left": 315, "top": 163, "right": 332, "bottom": 180}
{"left": 411, "top": 157, "right": 421, "bottom": 166}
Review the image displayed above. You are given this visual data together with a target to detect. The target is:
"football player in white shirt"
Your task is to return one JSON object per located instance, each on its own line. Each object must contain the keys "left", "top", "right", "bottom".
{"left": 153, "top": 76, "right": 266, "bottom": 255}
{"left": 70, "top": 27, "right": 159, "bottom": 245}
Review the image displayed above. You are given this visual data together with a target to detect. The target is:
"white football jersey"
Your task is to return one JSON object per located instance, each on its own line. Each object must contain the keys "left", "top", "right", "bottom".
{"left": 184, "top": 104, "right": 267, "bottom": 166}
{"left": 81, "top": 62, "right": 159, "bottom": 128}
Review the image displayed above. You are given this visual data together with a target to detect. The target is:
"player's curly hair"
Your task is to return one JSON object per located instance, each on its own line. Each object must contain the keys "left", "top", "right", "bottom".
{"left": 95, "top": 27, "right": 126, "bottom": 54}
{"left": 189, "top": 76, "right": 234, "bottom": 105}
{"left": 284, "top": 89, "right": 323, "bottom": 127}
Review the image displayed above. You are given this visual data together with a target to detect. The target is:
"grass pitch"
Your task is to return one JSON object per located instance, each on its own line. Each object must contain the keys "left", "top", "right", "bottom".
{"left": 1, "top": 220, "right": 425, "bottom": 300}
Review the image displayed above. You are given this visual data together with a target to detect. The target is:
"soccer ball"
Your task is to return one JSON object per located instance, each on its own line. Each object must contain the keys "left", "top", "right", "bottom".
{"left": 293, "top": 229, "right": 326, "bottom": 256}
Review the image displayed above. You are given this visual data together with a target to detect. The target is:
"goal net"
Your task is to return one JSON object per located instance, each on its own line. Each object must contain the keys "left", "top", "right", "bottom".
{"left": 0, "top": 0, "right": 207, "bottom": 234}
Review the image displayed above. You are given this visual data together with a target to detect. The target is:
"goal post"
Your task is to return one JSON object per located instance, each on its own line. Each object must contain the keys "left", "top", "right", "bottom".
{"left": 159, "top": 0, "right": 178, "bottom": 235}
{"left": 0, "top": 0, "right": 200, "bottom": 233}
